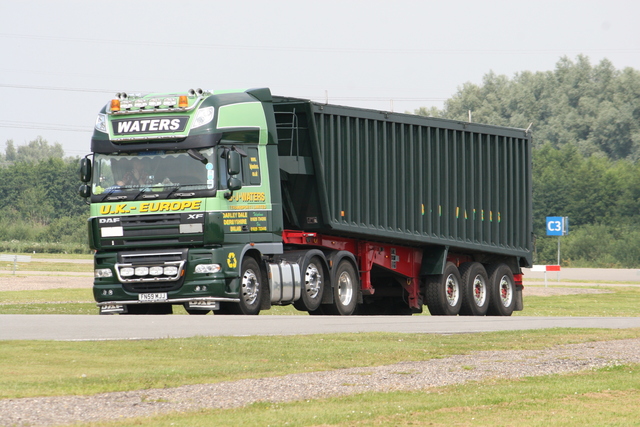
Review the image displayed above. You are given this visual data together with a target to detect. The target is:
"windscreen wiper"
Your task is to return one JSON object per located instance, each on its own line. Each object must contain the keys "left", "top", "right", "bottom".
{"left": 100, "top": 187, "right": 128, "bottom": 202}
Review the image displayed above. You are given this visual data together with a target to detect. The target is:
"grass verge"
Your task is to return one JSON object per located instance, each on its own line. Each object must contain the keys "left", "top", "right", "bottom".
{"left": 1, "top": 328, "right": 640, "bottom": 399}
{"left": 79, "top": 364, "right": 640, "bottom": 426}
{"left": 517, "top": 286, "right": 640, "bottom": 317}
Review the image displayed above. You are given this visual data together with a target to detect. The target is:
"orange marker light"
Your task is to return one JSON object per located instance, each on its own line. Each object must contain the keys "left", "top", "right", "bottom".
{"left": 110, "top": 99, "right": 120, "bottom": 112}
{"left": 178, "top": 95, "right": 188, "bottom": 108}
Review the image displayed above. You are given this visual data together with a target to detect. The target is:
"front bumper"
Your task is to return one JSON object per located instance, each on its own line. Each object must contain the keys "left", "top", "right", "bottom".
{"left": 97, "top": 296, "right": 240, "bottom": 314}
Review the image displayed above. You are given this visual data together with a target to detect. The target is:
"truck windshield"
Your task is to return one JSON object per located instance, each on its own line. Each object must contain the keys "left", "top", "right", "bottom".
{"left": 92, "top": 148, "right": 215, "bottom": 198}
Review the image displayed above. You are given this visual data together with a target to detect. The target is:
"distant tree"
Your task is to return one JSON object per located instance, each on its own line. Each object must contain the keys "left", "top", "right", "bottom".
{"left": 418, "top": 55, "right": 640, "bottom": 161}
{"left": 5, "top": 140, "right": 17, "bottom": 162}
{"left": 4, "top": 136, "right": 65, "bottom": 163}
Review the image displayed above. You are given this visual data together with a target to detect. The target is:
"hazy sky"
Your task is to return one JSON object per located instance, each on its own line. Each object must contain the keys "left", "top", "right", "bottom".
{"left": 1, "top": 0, "right": 639, "bottom": 157}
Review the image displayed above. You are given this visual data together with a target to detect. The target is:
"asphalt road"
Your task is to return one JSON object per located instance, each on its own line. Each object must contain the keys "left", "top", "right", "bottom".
{"left": 1, "top": 265, "right": 639, "bottom": 341}
{"left": 2, "top": 315, "right": 640, "bottom": 341}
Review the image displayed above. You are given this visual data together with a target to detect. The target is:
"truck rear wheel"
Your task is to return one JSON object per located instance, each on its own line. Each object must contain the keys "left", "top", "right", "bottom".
{"left": 293, "top": 256, "right": 325, "bottom": 312}
{"left": 324, "top": 260, "right": 358, "bottom": 315}
{"left": 459, "top": 262, "right": 490, "bottom": 316}
{"left": 425, "top": 262, "right": 462, "bottom": 316}
{"left": 486, "top": 264, "right": 516, "bottom": 316}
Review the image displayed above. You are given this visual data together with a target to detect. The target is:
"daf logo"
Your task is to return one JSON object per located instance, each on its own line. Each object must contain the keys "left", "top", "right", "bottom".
{"left": 99, "top": 217, "right": 121, "bottom": 224}
{"left": 188, "top": 214, "right": 204, "bottom": 220}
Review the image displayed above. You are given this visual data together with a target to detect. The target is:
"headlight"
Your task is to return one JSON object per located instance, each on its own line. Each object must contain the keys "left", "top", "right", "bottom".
{"left": 95, "top": 268, "right": 113, "bottom": 278}
{"left": 149, "top": 266, "right": 164, "bottom": 276}
{"left": 120, "top": 267, "right": 134, "bottom": 277}
{"left": 191, "top": 106, "right": 214, "bottom": 129}
{"left": 164, "top": 266, "right": 179, "bottom": 276}
{"left": 134, "top": 267, "right": 149, "bottom": 276}
{"left": 95, "top": 114, "right": 107, "bottom": 133}
{"left": 195, "top": 264, "right": 221, "bottom": 274}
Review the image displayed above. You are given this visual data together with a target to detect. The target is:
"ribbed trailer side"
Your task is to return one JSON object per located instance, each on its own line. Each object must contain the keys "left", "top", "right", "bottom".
{"left": 273, "top": 97, "right": 533, "bottom": 267}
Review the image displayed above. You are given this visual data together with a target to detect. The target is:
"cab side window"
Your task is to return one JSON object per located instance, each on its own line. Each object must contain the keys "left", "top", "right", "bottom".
{"left": 218, "top": 146, "right": 261, "bottom": 189}
{"left": 244, "top": 147, "right": 261, "bottom": 186}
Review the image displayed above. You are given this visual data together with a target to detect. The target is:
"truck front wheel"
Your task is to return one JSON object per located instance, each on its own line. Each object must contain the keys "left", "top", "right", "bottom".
{"left": 219, "top": 257, "right": 263, "bottom": 315}
{"left": 238, "top": 257, "right": 263, "bottom": 315}
{"left": 425, "top": 262, "right": 462, "bottom": 316}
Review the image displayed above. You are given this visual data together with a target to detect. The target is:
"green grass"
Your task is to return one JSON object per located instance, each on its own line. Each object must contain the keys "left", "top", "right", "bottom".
{"left": 0, "top": 288, "right": 96, "bottom": 314}
{"left": 80, "top": 364, "right": 640, "bottom": 426}
{"left": 0, "top": 261, "right": 93, "bottom": 272}
{"left": 1, "top": 328, "right": 639, "bottom": 400}
{"left": 517, "top": 286, "right": 640, "bottom": 317}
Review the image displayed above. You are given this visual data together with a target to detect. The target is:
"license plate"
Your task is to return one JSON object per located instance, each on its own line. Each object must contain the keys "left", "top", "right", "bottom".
{"left": 138, "top": 293, "right": 168, "bottom": 302}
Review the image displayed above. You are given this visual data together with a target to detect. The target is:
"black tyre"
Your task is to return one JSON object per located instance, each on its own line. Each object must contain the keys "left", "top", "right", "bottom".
{"left": 425, "top": 262, "right": 462, "bottom": 316}
{"left": 324, "top": 260, "right": 358, "bottom": 316}
{"left": 218, "top": 257, "right": 263, "bottom": 315}
{"left": 293, "top": 256, "right": 325, "bottom": 312}
{"left": 459, "top": 262, "right": 490, "bottom": 316}
{"left": 486, "top": 264, "right": 516, "bottom": 316}
{"left": 237, "top": 257, "right": 263, "bottom": 315}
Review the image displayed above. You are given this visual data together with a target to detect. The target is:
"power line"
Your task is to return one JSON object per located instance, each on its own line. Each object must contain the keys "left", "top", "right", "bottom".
{"left": 0, "top": 120, "right": 91, "bottom": 133}
{"left": 2, "top": 32, "right": 638, "bottom": 56}
{"left": 0, "top": 83, "right": 120, "bottom": 94}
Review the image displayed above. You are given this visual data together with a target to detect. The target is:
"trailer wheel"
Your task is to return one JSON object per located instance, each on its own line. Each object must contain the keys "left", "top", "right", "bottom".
{"left": 425, "top": 262, "right": 462, "bottom": 316}
{"left": 293, "top": 256, "right": 325, "bottom": 312}
{"left": 486, "top": 264, "right": 516, "bottom": 316}
{"left": 458, "top": 262, "right": 490, "bottom": 316}
{"left": 325, "top": 260, "right": 358, "bottom": 315}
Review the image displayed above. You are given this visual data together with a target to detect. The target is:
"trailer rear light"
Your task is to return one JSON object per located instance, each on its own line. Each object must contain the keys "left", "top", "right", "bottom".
{"left": 110, "top": 99, "right": 120, "bottom": 112}
{"left": 178, "top": 95, "right": 188, "bottom": 108}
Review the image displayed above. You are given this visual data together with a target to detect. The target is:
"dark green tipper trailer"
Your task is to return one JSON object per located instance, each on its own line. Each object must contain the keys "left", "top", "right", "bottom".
{"left": 81, "top": 87, "right": 532, "bottom": 316}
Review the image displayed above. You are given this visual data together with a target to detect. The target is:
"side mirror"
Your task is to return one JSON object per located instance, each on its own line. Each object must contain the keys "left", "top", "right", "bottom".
{"left": 227, "top": 150, "right": 241, "bottom": 176}
{"left": 78, "top": 184, "right": 91, "bottom": 198}
{"left": 228, "top": 176, "right": 242, "bottom": 191}
{"left": 79, "top": 158, "right": 92, "bottom": 183}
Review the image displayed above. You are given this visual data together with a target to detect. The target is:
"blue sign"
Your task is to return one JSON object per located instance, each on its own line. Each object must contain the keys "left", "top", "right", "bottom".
{"left": 546, "top": 216, "right": 569, "bottom": 236}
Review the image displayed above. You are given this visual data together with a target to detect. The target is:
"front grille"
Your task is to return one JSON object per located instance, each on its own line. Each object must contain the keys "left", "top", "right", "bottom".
{"left": 123, "top": 281, "right": 183, "bottom": 293}
{"left": 116, "top": 249, "right": 187, "bottom": 292}
{"left": 98, "top": 213, "right": 204, "bottom": 248}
